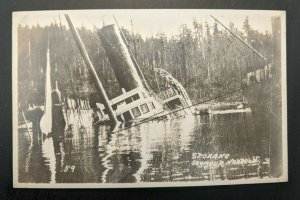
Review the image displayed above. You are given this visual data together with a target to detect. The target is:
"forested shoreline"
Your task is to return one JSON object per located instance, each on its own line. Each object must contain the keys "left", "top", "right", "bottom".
{"left": 17, "top": 17, "right": 272, "bottom": 108}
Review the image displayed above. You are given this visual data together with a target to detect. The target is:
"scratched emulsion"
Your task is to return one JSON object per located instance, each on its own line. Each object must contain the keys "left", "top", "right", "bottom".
{"left": 18, "top": 111, "right": 271, "bottom": 183}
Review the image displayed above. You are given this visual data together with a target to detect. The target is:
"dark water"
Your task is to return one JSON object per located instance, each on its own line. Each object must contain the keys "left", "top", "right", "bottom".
{"left": 18, "top": 110, "right": 271, "bottom": 183}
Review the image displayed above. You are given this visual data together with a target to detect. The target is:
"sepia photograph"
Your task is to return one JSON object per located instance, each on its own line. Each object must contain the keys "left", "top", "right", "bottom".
{"left": 12, "top": 9, "right": 287, "bottom": 188}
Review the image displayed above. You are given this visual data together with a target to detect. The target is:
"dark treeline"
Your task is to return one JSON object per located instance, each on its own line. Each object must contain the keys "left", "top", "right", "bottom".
{"left": 17, "top": 17, "right": 272, "bottom": 108}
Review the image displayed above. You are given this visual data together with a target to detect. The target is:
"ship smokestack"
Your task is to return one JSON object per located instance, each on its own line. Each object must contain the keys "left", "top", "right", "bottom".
{"left": 99, "top": 24, "right": 144, "bottom": 92}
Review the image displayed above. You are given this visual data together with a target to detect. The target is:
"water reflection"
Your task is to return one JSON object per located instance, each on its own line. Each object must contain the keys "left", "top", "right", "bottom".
{"left": 41, "top": 138, "right": 56, "bottom": 183}
{"left": 18, "top": 110, "right": 270, "bottom": 183}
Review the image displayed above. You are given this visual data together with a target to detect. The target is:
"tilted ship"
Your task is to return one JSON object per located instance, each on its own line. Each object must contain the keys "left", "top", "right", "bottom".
{"left": 65, "top": 15, "right": 194, "bottom": 125}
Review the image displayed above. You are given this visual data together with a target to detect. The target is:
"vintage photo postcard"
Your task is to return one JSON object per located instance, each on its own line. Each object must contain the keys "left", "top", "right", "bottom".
{"left": 13, "top": 9, "right": 287, "bottom": 188}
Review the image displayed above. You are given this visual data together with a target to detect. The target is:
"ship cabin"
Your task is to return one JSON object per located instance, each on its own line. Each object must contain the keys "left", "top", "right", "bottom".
{"left": 96, "top": 87, "right": 164, "bottom": 123}
{"left": 159, "top": 88, "right": 191, "bottom": 112}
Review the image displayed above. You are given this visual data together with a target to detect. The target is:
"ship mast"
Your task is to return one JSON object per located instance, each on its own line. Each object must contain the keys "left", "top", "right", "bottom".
{"left": 210, "top": 15, "right": 269, "bottom": 64}
{"left": 64, "top": 14, "right": 118, "bottom": 125}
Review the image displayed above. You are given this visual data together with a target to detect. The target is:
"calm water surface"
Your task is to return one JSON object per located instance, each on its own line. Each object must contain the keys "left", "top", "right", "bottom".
{"left": 18, "top": 110, "right": 271, "bottom": 183}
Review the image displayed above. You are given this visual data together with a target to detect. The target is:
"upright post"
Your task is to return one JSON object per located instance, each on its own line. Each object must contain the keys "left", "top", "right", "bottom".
{"left": 64, "top": 14, "right": 118, "bottom": 125}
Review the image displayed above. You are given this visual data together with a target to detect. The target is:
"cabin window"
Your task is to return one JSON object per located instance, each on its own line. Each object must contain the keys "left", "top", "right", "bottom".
{"left": 116, "top": 115, "right": 123, "bottom": 122}
{"left": 117, "top": 100, "right": 126, "bottom": 108}
{"left": 166, "top": 98, "right": 182, "bottom": 110}
{"left": 125, "top": 97, "right": 133, "bottom": 104}
{"left": 140, "top": 103, "right": 150, "bottom": 114}
{"left": 132, "top": 94, "right": 140, "bottom": 101}
{"left": 112, "top": 104, "right": 117, "bottom": 110}
{"left": 123, "top": 111, "right": 133, "bottom": 121}
{"left": 131, "top": 107, "right": 142, "bottom": 118}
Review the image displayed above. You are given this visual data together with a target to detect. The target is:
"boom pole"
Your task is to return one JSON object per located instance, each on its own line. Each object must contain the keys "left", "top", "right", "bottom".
{"left": 64, "top": 14, "right": 118, "bottom": 125}
{"left": 210, "top": 15, "right": 269, "bottom": 63}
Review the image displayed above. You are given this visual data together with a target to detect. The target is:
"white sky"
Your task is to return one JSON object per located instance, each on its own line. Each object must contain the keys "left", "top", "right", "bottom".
{"left": 13, "top": 9, "right": 285, "bottom": 38}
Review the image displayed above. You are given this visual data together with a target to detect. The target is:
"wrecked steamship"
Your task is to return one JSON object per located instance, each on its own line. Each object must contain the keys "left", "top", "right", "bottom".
{"left": 65, "top": 15, "right": 194, "bottom": 125}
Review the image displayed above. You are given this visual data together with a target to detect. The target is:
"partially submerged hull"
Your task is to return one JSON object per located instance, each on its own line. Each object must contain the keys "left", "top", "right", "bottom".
{"left": 95, "top": 24, "right": 193, "bottom": 124}
{"left": 95, "top": 87, "right": 166, "bottom": 123}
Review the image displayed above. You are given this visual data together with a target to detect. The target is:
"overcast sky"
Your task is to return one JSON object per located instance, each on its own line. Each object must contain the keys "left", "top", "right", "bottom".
{"left": 13, "top": 9, "right": 284, "bottom": 39}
